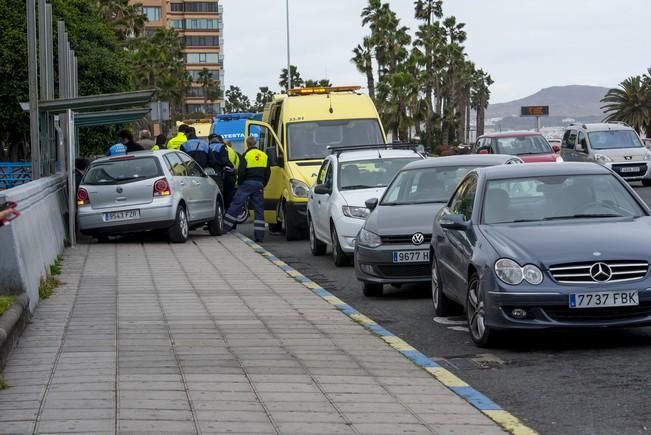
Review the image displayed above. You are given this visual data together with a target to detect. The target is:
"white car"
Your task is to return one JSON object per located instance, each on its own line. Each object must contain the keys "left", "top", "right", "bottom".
{"left": 307, "top": 146, "right": 423, "bottom": 266}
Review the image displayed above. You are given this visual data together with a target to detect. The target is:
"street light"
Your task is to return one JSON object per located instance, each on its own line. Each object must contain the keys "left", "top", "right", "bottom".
{"left": 285, "top": 0, "right": 291, "bottom": 90}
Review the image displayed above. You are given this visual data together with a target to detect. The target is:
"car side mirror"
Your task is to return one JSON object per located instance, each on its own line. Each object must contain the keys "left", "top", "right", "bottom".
{"left": 575, "top": 143, "right": 584, "bottom": 152}
{"left": 440, "top": 213, "right": 470, "bottom": 230}
{"left": 552, "top": 144, "right": 560, "bottom": 153}
{"left": 314, "top": 184, "right": 331, "bottom": 195}
{"left": 365, "top": 198, "right": 379, "bottom": 211}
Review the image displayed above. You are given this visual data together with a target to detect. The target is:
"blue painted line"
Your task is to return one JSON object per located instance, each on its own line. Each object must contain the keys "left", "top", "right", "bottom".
{"left": 337, "top": 304, "right": 359, "bottom": 316}
{"left": 401, "top": 350, "right": 440, "bottom": 368}
{"left": 295, "top": 275, "right": 311, "bottom": 283}
{"left": 367, "top": 323, "right": 395, "bottom": 337}
{"left": 313, "top": 287, "right": 332, "bottom": 297}
{"left": 451, "top": 386, "right": 502, "bottom": 411}
{"left": 280, "top": 265, "right": 292, "bottom": 272}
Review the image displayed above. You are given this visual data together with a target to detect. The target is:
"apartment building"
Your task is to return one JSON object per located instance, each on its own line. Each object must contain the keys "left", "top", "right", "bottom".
{"left": 137, "top": 0, "right": 224, "bottom": 115}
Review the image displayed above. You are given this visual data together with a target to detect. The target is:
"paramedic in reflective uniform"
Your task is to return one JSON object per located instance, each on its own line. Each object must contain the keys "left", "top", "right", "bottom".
{"left": 223, "top": 136, "right": 270, "bottom": 242}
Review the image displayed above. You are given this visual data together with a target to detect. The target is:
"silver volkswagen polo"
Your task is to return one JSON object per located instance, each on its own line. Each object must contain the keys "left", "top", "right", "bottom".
{"left": 77, "top": 150, "right": 224, "bottom": 243}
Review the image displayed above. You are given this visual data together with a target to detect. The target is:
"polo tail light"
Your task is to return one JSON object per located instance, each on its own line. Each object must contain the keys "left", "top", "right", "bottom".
{"left": 77, "top": 188, "right": 90, "bottom": 206}
{"left": 153, "top": 178, "right": 171, "bottom": 197}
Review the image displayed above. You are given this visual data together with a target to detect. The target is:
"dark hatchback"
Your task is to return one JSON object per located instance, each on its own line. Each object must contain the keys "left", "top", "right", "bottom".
{"left": 354, "top": 155, "right": 522, "bottom": 297}
{"left": 430, "top": 162, "right": 651, "bottom": 346}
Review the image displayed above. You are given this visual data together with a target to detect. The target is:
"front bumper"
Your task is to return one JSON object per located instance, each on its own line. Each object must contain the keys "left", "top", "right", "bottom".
{"left": 483, "top": 273, "right": 651, "bottom": 329}
{"left": 78, "top": 201, "right": 175, "bottom": 235}
{"left": 354, "top": 243, "right": 430, "bottom": 285}
{"left": 604, "top": 162, "right": 649, "bottom": 181}
{"left": 333, "top": 215, "right": 365, "bottom": 254}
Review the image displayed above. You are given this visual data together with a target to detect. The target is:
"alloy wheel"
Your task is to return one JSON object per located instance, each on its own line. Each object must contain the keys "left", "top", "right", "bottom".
{"left": 467, "top": 278, "right": 486, "bottom": 341}
{"left": 180, "top": 209, "right": 189, "bottom": 239}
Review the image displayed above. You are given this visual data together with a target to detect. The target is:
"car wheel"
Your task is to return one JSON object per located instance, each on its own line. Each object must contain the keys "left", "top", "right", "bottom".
{"left": 432, "top": 255, "right": 454, "bottom": 317}
{"left": 207, "top": 200, "right": 224, "bottom": 236}
{"left": 331, "top": 225, "right": 350, "bottom": 267}
{"left": 309, "top": 217, "right": 327, "bottom": 256}
{"left": 642, "top": 179, "right": 651, "bottom": 187}
{"left": 466, "top": 272, "right": 497, "bottom": 347}
{"left": 282, "top": 202, "right": 303, "bottom": 241}
{"left": 363, "top": 282, "right": 383, "bottom": 297}
{"left": 168, "top": 205, "right": 189, "bottom": 243}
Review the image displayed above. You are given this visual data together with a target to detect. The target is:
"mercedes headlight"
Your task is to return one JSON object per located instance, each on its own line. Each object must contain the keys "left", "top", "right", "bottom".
{"left": 522, "top": 264, "right": 543, "bottom": 285}
{"left": 494, "top": 259, "right": 544, "bottom": 285}
{"left": 357, "top": 228, "right": 381, "bottom": 248}
{"left": 594, "top": 153, "right": 612, "bottom": 163}
{"left": 290, "top": 179, "right": 310, "bottom": 198}
{"left": 342, "top": 206, "right": 370, "bottom": 219}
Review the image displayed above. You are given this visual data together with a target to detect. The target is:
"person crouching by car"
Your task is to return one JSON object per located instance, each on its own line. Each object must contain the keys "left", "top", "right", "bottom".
{"left": 207, "top": 133, "right": 229, "bottom": 190}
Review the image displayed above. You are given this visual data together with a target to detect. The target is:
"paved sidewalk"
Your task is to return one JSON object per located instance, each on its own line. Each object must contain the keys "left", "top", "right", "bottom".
{"left": 0, "top": 235, "right": 506, "bottom": 434}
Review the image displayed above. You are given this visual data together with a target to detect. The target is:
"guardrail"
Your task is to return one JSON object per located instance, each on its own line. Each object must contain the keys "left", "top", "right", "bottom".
{"left": 0, "top": 163, "right": 33, "bottom": 190}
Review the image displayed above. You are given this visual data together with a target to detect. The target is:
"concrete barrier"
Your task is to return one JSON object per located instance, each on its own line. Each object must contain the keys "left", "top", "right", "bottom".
{"left": 0, "top": 175, "right": 67, "bottom": 311}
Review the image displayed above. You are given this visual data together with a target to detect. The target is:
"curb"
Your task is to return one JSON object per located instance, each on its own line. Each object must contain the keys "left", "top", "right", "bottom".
{"left": 236, "top": 233, "right": 537, "bottom": 435}
{"left": 0, "top": 293, "right": 30, "bottom": 372}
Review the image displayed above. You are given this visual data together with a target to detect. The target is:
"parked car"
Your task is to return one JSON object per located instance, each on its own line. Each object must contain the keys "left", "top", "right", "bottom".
{"left": 308, "top": 146, "right": 423, "bottom": 266}
{"left": 560, "top": 122, "right": 651, "bottom": 185}
{"left": 431, "top": 162, "right": 651, "bottom": 347}
{"left": 77, "top": 150, "right": 224, "bottom": 243}
{"left": 354, "top": 154, "right": 522, "bottom": 296}
{"left": 474, "top": 132, "right": 562, "bottom": 163}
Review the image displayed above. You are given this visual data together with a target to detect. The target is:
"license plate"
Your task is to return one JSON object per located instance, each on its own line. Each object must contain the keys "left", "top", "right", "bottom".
{"left": 620, "top": 167, "right": 640, "bottom": 173}
{"left": 569, "top": 291, "right": 639, "bottom": 308}
{"left": 103, "top": 209, "right": 140, "bottom": 222}
{"left": 392, "top": 250, "right": 429, "bottom": 263}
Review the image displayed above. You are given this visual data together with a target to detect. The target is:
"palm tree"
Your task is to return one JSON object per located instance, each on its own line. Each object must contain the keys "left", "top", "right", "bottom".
{"left": 471, "top": 69, "right": 493, "bottom": 137}
{"left": 351, "top": 37, "right": 375, "bottom": 100}
{"left": 198, "top": 68, "right": 214, "bottom": 114}
{"left": 97, "top": 0, "right": 146, "bottom": 41}
{"left": 601, "top": 76, "right": 651, "bottom": 135}
{"left": 279, "top": 65, "right": 304, "bottom": 91}
{"left": 414, "top": 0, "right": 443, "bottom": 24}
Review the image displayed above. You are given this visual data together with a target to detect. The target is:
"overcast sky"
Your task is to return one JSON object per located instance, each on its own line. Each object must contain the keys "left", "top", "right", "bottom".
{"left": 221, "top": 0, "right": 649, "bottom": 104}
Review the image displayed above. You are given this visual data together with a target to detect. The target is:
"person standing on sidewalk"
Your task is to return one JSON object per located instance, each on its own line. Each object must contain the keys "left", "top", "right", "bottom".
{"left": 223, "top": 136, "right": 270, "bottom": 242}
{"left": 181, "top": 127, "right": 209, "bottom": 169}
{"left": 167, "top": 125, "right": 189, "bottom": 150}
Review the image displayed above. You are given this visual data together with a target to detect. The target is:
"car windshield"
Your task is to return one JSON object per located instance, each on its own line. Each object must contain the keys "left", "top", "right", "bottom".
{"left": 482, "top": 174, "right": 645, "bottom": 224}
{"left": 287, "top": 119, "right": 384, "bottom": 161}
{"left": 338, "top": 158, "right": 419, "bottom": 190}
{"left": 84, "top": 157, "right": 163, "bottom": 185}
{"left": 588, "top": 130, "right": 643, "bottom": 150}
{"left": 494, "top": 136, "right": 553, "bottom": 155}
{"left": 382, "top": 166, "right": 478, "bottom": 205}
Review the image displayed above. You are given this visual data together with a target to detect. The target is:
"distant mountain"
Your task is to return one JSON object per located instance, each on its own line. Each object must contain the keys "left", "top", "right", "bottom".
{"left": 487, "top": 85, "right": 611, "bottom": 119}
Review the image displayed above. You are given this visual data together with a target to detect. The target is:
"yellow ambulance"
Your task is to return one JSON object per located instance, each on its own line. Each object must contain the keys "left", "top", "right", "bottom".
{"left": 246, "top": 86, "right": 386, "bottom": 240}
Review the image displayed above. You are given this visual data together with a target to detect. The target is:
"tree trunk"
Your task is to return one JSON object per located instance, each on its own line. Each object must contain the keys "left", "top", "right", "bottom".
{"left": 466, "top": 100, "right": 471, "bottom": 143}
{"left": 477, "top": 104, "right": 485, "bottom": 137}
{"left": 367, "top": 69, "right": 375, "bottom": 101}
{"left": 457, "top": 100, "right": 465, "bottom": 144}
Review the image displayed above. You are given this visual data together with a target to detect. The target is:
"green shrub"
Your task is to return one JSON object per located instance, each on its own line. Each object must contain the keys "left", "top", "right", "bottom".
{"left": 0, "top": 296, "right": 16, "bottom": 316}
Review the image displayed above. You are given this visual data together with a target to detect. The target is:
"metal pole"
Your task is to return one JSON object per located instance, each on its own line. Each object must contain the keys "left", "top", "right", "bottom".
{"left": 285, "top": 0, "right": 291, "bottom": 90}
{"left": 536, "top": 116, "right": 540, "bottom": 132}
{"left": 72, "top": 54, "right": 78, "bottom": 97}
{"left": 45, "top": 4, "right": 54, "bottom": 100}
{"left": 27, "top": 0, "right": 41, "bottom": 180}
{"left": 38, "top": 0, "right": 47, "bottom": 98}
{"left": 57, "top": 21, "right": 65, "bottom": 98}
{"left": 66, "top": 109, "right": 76, "bottom": 247}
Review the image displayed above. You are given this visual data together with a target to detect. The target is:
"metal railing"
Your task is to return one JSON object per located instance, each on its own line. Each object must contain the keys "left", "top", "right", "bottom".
{"left": 0, "top": 163, "right": 33, "bottom": 190}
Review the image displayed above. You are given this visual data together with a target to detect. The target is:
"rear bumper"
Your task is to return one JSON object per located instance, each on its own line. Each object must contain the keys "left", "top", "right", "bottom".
{"left": 78, "top": 203, "right": 175, "bottom": 235}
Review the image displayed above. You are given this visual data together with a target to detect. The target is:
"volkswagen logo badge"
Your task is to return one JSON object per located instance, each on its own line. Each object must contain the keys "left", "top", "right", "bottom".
{"left": 116, "top": 187, "right": 123, "bottom": 194}
{"left": 590, "top": 262, "right": 612, "bottom": 282}
{"left": 411, "top": 232, "right": 425, "bottom": 246}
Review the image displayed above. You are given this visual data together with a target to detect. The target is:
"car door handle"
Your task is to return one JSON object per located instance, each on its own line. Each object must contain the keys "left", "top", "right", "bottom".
{"left": 179, "top": 181, "right": 185, "bottom": 186}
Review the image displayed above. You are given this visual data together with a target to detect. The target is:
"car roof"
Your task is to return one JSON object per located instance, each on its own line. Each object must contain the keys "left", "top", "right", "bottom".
{"left": 569, "top": 123, "right": 633, "bottom": 132}
{"left": 401, "top": 154, "right": 519, "bottom": 170}
{"left": 479, "top": 131, "right": 542, "bottom": 139}
{"left": 335, "top": 148, "right": 421, "bottom": 162}
{"left": 476, "top": 162, "right": 610, "bottom": 180}
{"left": 91, "top": 150, "right": 171, "bottom": 164}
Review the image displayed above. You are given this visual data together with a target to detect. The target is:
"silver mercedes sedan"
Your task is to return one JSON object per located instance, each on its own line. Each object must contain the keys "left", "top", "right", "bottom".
{"left": 77, "top": 150, "right": 224, "bottom": 243}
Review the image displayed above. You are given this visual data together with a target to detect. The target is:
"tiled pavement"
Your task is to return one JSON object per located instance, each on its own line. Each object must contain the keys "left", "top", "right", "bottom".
{"left": 0, "top": 235, "right": 506, "bottom": 434}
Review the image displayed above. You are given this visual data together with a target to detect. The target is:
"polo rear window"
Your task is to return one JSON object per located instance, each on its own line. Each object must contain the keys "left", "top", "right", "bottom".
{"left": 84, "top": 157, "right": 163, "bottom": 185}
